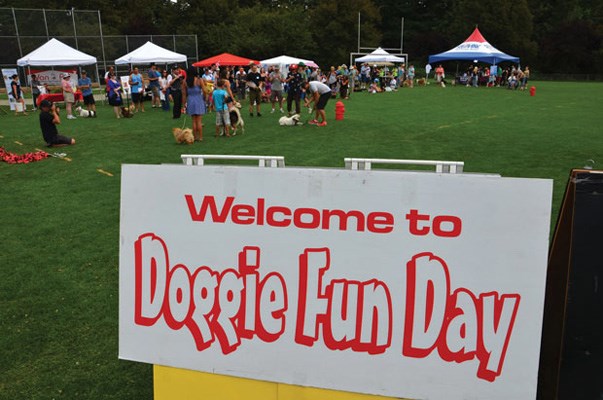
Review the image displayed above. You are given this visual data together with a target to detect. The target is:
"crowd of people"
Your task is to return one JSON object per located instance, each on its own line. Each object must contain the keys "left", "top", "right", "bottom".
{"left": 28, "top": 60, "right": 533, "bottom": 147}
{"left": 99, "top": 61, "right": 354, "bottom": 129}
{"left": 446, "top": 64, "right": 531, "bottom": 90}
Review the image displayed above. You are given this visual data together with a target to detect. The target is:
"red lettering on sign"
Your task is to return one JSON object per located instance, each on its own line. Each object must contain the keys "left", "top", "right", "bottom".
{"left": 185, "top": 195, "right": 394, "bottom": 234}
{"left": 402, "top": 252, "right": 520, "bottom": 382}
{"left": 405, "top": 209, "right": 462, "bottom": 237}
{"left": 295, "top": 248, "right": 392, "bottom": 354}
{"left": 134, "top": 234, "right": 288, "bottom": 354}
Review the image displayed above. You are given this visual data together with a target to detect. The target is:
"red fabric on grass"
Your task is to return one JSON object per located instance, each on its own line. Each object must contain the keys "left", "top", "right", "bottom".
{"left": 0, "top": 147, "right": 49, "bottom": 164}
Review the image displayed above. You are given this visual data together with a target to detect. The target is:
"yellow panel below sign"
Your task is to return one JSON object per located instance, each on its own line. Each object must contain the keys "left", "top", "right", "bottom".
{"left": 154, "top": 365, "right": 405, "bottom": 400}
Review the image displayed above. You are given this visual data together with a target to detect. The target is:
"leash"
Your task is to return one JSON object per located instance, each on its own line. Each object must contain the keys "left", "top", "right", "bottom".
{"left": 181, "top": 112, "right": 188, "bottom": 130}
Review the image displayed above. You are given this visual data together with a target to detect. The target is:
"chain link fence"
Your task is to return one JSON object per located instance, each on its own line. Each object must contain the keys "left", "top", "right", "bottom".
{"left": 0, "top": 7, "right": 198, "bottom": 81}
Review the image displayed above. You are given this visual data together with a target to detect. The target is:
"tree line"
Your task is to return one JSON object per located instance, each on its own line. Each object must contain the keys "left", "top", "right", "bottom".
{"left": 2, "top": 0, "right": 602, "bottom": 75}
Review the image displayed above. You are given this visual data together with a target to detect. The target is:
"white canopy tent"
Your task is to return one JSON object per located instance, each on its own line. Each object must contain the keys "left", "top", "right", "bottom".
{"left": 260, "top": 55, "right": 319, "bottom": 75}
{"left": 355, "top": 47, "right": 406, "bottom": 64}
{"left": 115, "top": 41, "right": 187, "bottom": 65}
{"left": 16, "top": 38, "right": 99, "bottom": 108}
{"left": 17, "top": 38, "right": 97, "bottom": 67}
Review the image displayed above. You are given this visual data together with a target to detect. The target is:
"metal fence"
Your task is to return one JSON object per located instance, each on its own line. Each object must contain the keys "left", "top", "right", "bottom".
{"left": 0, "top": 7, "right": 198, "bottom": 79}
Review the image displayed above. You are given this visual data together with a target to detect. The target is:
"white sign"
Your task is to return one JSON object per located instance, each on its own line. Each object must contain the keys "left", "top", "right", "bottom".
{"left": 119, "top": 165, "right": 552, "bottom": 400}
{"left": 2, "top": 68, "right": 18, "bottom": 110}
{"left": 120, "top": 76, "right": 131, "bottom": 95}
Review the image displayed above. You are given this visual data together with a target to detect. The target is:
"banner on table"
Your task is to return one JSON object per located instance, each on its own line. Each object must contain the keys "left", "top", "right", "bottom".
{"left": 119, "top": 164, "right": 552, "bottom": 400}
{"left": 27, "top": 69, "right": 77, "bottom": 86}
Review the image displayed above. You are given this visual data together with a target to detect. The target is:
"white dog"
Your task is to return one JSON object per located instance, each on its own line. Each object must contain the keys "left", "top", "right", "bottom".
{"left": 76, "top": 106, "right": 96, "bottom": 118}
{"left": 228, "top": 102, "right": 245, "bottom": 135}
{"left": 279, "top": 114, "right": 303, "bottom": 126}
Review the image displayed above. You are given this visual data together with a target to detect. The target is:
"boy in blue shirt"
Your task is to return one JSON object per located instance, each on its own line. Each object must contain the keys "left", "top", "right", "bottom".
{"left": 212, "top": 79, "right": 231, "bottom": 137}
{"left": 78, "top": 70, "right": 96, "bottom": 114}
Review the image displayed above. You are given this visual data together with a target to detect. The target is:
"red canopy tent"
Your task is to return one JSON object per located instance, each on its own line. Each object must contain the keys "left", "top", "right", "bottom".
{"left": 193, "top": 52, "right": 259, "bottom": 67}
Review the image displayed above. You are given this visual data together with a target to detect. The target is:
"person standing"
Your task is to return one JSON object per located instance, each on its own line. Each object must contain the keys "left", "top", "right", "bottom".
{"left": 39, "top": 100, "right": 75, "bottom": 147}
{"left": 129, "top": 67, "right": 145, "bottom": 113}
{"left": 327, "top": 66, "right": 338, "bottom": 94}
{"left": 360, "top": 63, "right": 370, "bottom": 89}
{"left": 303, "top": 80, "right": 332, "bottom": 127}
{"left": 104, "top": 66, "right": 115, "bottom": 83}
{"left": 107, "top": 72, "right": 123, "bottom": 119}
{"left": 61, "top": 74, "right": 76, "bottom": 119}
{"left": 147, "top": 63, "right": 161, "bottom": 108}
{"left": 407, "top": 64, "right": 415, "bottom": 88}
{"left": 235, "top": 67, "right": 247, "bottom": 100}
{"left": 348, "top": 65, "right": 358, "bottom": 96}
{"left": 339, "top": 74, "right": 349, "bottom": 99}
{"left": 246, "top": 63, "right": 263, "bottom": 117}
{"left": 30, "top": 74, "right": 41, "bottom": 110}
{"left": 520, "top": 66, "right": 530, "bottom": 91}
{"left": 269, "top": 67, "right": 285, "bottom": 113}
{"left": 182, "top": 66, "right": 207, "bottom": 142}
{"left": 158, "top": 69, "right": 171, "bottom": 111}
{"left": 212, "top": 79, "right": 231, "bottom": 138}
{"left": 169, "top": 66, "right": 184, "bottom": 119}
{"left": 78, "top": 70, "right": 96, "bottom": 114}
{"left": 435, "top": 64, "right": 445, "bottom": 86}
{"left": 10, "top": 74, "right": 27, "bottom": 116}
{"left": 285, "top": 64, "right": 303, "bottom": 116}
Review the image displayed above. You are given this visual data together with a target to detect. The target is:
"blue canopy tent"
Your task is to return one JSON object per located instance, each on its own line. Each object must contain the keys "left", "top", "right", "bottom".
{"left": 428, "top": 28, "right": 519, "bottom": 65}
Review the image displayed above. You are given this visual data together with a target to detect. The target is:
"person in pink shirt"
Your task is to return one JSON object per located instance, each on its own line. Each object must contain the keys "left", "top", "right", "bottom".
{"left": 61, "top": 73, "right": 76, "bottom": 119}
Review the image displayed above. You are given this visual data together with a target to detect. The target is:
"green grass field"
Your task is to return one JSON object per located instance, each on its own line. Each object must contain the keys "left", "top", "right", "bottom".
{"left": 1, "top": 81, "right": 602, "bottom": 399}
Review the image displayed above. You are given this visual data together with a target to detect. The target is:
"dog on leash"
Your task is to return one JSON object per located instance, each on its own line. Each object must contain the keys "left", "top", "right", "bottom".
{"left": 172, "top": 127, "right": 194, "bottom": 144}
{"left": 228, "top": 101, "right": 245, "bottom": 135}
{"left": 279, "top": 114, "right": 303, "bottom": 126}
{"left": 75, "top": 106, "right": 96, "bottom": 118}
{"left": 416, "top": 78, "right": 426, "bottom": 86}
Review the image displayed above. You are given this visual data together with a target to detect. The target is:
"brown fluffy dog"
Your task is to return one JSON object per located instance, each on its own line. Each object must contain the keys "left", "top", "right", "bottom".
{"left": 121, "top": 105, "right": 134, "bottom": 118}
{"left": 416, "top": 78, "right": 426, "bottom": 86}
{"left": 172, "top": 127, "right": 194, "bottom": 144}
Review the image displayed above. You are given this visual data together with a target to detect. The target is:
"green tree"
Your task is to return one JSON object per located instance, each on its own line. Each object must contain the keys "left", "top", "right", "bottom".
{"left": 374, "top": 0, "right": 452, "bottom": 63}
{"left": 529, "top": 0, "right": 603, "bottom": 73}
{"left": 445, "top": 0, "right": 536, "bottom": 64}
{"left": 308, "top": 0, "right": 381, "bottom": 68}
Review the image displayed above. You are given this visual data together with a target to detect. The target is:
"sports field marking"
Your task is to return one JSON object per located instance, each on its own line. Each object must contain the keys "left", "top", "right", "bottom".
{"left": 97, "top": 169, "right": 113, "bottom": 177}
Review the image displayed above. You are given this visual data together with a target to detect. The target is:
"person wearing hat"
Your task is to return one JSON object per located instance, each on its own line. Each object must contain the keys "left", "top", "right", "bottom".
{"left": 78, "top": 70, "right": 96, "bottom": 115}
{"left": 285, "top": 64, "right": 304, "bottom": 116}
{"left": 39, "top": 100, "right": 75, "bottom": 147}
{"left": 268, "top": 66, "right": 285, "bottom": 114}
{"left": 349, "top": 65, "right": 358, "bottom": 96}
{"left": 297, "top": 61, "right": 307, "bottom": 80}
{"left": 61, "top": 73, "right": 76, "bottom": 119}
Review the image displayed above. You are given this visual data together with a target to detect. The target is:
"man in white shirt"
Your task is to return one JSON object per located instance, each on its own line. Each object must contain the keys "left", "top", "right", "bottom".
{"left": 303, "top": 80, "right": 332, "bottom": 126}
